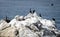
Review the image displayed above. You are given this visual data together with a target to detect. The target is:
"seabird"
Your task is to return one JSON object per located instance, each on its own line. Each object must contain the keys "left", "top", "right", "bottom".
{"left": 52, "top": 18, "right": 55, "bottom": 21}
{"left": 39, "top": 13, "right": 42, "bottom": 17}
{"left": 33, "top": 10, "right": 35, "bottom": 13}
{"left": 29, "top": 8, "right": 32, "bottom": 13}
{"left": 51, "top": 3, "right": 54, "bottom": 6}
{"left": 4, "top": 16, "right": 10, "bottom": 23}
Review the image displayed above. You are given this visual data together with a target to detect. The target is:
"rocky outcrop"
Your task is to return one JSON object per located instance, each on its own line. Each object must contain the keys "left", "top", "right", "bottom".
{"left": 0, "top": 11, "right": 60, "bottom": 37}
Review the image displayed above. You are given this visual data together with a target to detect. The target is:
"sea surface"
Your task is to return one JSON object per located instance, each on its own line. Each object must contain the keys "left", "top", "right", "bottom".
{"left": 0, "top": 0, "right": 60, "bottom": 29}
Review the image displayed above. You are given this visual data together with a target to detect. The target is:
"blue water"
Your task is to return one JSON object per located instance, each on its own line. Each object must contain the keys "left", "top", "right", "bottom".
{"left": 0, "top": 0, "right": 60, "bottom": 29}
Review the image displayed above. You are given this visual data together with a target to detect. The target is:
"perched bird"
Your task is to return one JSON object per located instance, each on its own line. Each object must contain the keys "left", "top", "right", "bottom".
{"left": 29, "top": 8, "right": 32, "bottom": 13}
{"left": 4, "top": 16, "right": 10, "bottom": 23}
{"left": 15, "top": 29, "right": 19, "bottom": 36}
{"left": 33, "top": 10, "right": 35, "bottom": 13}
{"left": 39, "top": 13, "right": 42, "bottom": 17}
{"left": 29, "top": 8, "right": 36, "bottom": 14}
{"left": 52, "top": 18, "right": 55, "bottom": 21}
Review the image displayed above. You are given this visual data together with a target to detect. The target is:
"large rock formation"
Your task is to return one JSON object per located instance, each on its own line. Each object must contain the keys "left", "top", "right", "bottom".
{"left": 0, "top": 11, "right": 60, "bottom": 37}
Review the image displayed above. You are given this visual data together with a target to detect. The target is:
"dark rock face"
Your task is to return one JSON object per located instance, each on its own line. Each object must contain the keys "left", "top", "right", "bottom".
{"left": 51, "top": 31, "right": 56, "bottom": 35}
{"left": 43, "top": 29, "right": 55, "bottom": 36}
{"left": 25, "top": 26, "right": 33, "bottom": 30}
{"left": 56, "top": 34, "right": 60, "bottom": 37}
{"left": 15, "top": 30, "right": 19, "bottom": 36}
{"left": 33, "top": 21, "right": 42, "bottom": 30}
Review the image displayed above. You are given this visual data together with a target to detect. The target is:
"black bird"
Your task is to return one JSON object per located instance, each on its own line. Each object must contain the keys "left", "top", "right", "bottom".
{"left": 39, "top": 13, "right": 42, "bottom": 17}
{"left": 4, "top": 16, "right": 10, "bottom": 23}
{"left": 51, "top": 3, "right": 54, "bottom": 6}
{"left": 52, "top": 18, "right": 55, "bottom": 21}
{"left": 29, "top": 8, "right": 32, "bottom": 13}
{"left": 33, "top": 10, "right": 35, "bottom": 13}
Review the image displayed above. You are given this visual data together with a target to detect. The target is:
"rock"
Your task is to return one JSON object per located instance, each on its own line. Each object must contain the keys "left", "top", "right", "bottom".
{"left": 0, "top": 19, "right": 10, "bottom": 30}
{"left": 0, "top": 27, "right": 17, "bottom": 37}
{"left": 0, "top": 11, "right": 60, "bottom": 37}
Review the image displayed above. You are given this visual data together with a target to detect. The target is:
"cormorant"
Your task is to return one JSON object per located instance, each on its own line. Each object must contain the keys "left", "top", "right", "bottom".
{"left": 33, "top": 10, "right": 35, "bottom": 13}
{"left": 51, "top": 31, "right": 56, "bottom": 35}
{"left": 39, "top": 13, "right": 42, "bottom": 17}
{"left": 57, "top": 34, "right": 60, "bottom": 37}
{"left": 4, "top": 16, "right": 10, "bottom": 23}
{"left": 29, "top": 8, "right": 32, "bottom": 13}
{"left": 52, "top": 18, "right": 55, "bottom": 21}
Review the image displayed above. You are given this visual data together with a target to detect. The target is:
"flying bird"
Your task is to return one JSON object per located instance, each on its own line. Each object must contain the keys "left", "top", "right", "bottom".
{"left": 51, "top": 3, "right": 54, "bottom": 6}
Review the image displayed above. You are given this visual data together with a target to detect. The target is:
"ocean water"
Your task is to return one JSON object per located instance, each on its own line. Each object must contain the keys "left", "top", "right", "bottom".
{"left": 0, "top": 0, "right": 60, "bottom": 29}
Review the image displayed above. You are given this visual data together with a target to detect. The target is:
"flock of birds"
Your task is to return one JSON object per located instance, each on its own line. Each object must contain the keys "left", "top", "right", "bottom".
{"left": 4, "top": 9, "right": 55, "bottom": 23}
{"left": 0, "top": 9, "right": 60, "bottom": 37}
